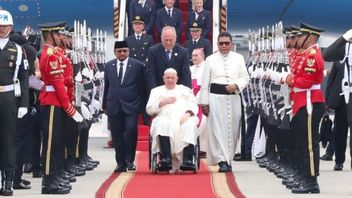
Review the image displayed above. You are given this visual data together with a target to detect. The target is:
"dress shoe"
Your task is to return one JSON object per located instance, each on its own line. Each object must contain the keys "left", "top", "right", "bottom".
{"left": 334, "top": 163, "right": 343, "bottom": 171}
{"left": 33, "top": 170, "right": 43, "bottom": 178}
{"left": 127, "top": 162, "right": 136, "bottom": 171}
{"left": 320, "top": 153, "right": 333, "bottom": 161}
{"left": 159, "top": 157, "right": 172, "bottom": 169}
{"left": 21, "top": 179, "right": 31, "bottom": 186}
{"left": 114, "top": 165, "right": 127, "bottom": 173}
{"left": 291, "top": 183, "right": 320, "bottom": 194}
{"left": 199, "top": 151, "right": 206, "bottom": 158}
{"left": 13, "top": 182, "right": 31, "bottom": 190}
{"left": 42, "top": 185, "right": 70, "bottom": 194}
{"left": 180, "top": 159, "right": 195, "bottom": 170}
{"left": 218, "top": 162, "right": 231, "bottom": 172}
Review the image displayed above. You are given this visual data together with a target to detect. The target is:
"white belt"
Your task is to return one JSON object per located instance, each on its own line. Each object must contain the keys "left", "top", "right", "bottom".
{"left": 45, "top": 85, "right": 55, "bottom": 92}
{"left": 0, "top": 84, "right": 14, "bottom": 93}
{"left": 294, "top": 84, "right": 321, "bottom": 115}
{"left": 293, "top": 84, "right": 321, "bottom": 93}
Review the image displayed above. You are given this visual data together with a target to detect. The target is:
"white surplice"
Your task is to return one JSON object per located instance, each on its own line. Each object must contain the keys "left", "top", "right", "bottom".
{"left": 199, "top": 51, "right": 249, "bottom": 165}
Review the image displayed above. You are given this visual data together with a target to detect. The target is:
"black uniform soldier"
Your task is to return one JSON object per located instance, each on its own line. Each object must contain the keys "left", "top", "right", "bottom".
{"left": 126, "top": 16, "right": 154, "bottom": 64}
{"left": 0, "top": 10, "right": 29, "bottom": 196}
{"left": 184, "top": 22, "right": 212, "bottom": 65}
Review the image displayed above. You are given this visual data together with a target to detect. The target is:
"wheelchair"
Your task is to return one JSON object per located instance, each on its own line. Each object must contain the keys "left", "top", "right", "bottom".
{"left": 149, "top": 135, "right": 200, "bottom": 174}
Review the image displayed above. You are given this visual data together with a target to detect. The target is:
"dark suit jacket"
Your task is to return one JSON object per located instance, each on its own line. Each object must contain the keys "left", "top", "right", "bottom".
{"left": 129, "top": 0, "right": 156, "bottom": 35}
{"left": 126, "top": 33, "right": 154, "bottom": 63}
{"left": 154, "top": 0, "right": 180, "bottom": 10}
{"left": 102, "top": 57, "right": 145, "bottom": 116}
{"left": 186, "top": 9, "right": 211, "bottom": 40}
{"left": 323, "top": 36, "right": 348, "bottom": 109}
{"left": 155, "top": 7, "right": 183, "bottom": 42}
{"left": 184, "top": 37, "right": 212, "bottom": 64}
{"left": 145, "top": 43, "right": 191, "bottom": 90}
{"left": 325, "top": 61, "right": 345, "bottom": 109}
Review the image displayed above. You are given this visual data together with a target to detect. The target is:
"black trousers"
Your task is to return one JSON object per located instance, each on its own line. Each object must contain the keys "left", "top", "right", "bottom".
{"left": 109, "top": 110, "right": 138, "bottom": 166}
{"left": 79, "top": 122, "right": 92, "bottom": 159}
{"left": 64, "top": 116, "right": 79, "bottom": 163}
{"left": 334, "top": 100, "right": 348, "bottom": 164}
{"left": 41, "top": 106, "right": 65, "bottom": 176}
{"left": 27, "top": 103, "right": 42, "bottom": 172}
{"left": 0, "top": 91, "right": 17, "bottom": 171}
{"left": 291, "top": 103, "right": 324, "bottom": 177}
{"left": 245, "top": 114, "right": 259, "bottom": 157}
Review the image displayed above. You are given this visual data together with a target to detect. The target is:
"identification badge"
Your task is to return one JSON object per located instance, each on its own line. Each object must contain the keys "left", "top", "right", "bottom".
{"left": 23, "top": 59, "right": 29, "bottom": 70}
{"left": 14, "top": 79, "right": 21, "bottom": 97}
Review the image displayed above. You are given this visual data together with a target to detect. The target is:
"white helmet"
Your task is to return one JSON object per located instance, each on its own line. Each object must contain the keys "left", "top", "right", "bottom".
{"left": 0, "top": 10, "right": 14, "bottom": 26}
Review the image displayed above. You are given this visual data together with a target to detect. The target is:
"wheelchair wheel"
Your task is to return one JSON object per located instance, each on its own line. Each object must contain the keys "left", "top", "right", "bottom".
{"left": 151, "top": 154, "right": 158, "bottom": 174}
{"left": 196, "top": 138, "right": 200, "bottom": 170}
{"left": 148, "top": 135, "right": 152, "bottom": 170}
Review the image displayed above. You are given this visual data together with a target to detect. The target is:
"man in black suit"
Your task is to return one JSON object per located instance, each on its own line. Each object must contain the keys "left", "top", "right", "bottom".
{"left": 128, "top": 0, "right": 156, "bottom": 35}
{"left": 186, "top": 0, "right": 211, "bottom": 40}
{"left": 102, "top": 41, "right": 145, "bottom": 172}
{"left": 126, "top": 16, "right": 154, "bottom": 125}
{"left": 155, "top": 0, "right": 180, "bottom": 11}
{"left": 155, "top": 0, "right": 183, "bottom": 43}
{"left": 146, "top": 26, "right": 192, "bottom": 91}
{"left": 323, "top": 32, "right": 351, "bottom": 171}
{"left": 184, "top": 22, "right": 212, "bottom": 65}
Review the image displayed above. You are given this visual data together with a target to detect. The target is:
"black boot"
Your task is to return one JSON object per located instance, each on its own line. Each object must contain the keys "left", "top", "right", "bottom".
{"left": 291, "top": 176, "right": 320, "bottom": 194}
{"left": 159, "top": 136, "right": 172, "bottom": 170}
{"left": 42, "top": 175, "right": 70, "bottom": 194}
{"left": 180, "top": 145, "right": 195, "bottom": 170}
{"left": 1, "top": 170, "right": 14, "bottom": 196}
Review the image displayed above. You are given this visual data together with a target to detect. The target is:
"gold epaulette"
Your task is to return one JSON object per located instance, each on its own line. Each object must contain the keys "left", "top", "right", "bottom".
{"left": 47, "top": 47, "right": 57, "bottom": 56}
{"left": 309, "top": 49, "right": 316, "bottom": 55}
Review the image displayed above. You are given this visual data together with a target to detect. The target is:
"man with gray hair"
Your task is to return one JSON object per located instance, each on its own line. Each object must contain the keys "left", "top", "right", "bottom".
{"left": 146, "top": 26, "right": 191, "bottom": 91}
{"left": 146, "top": 68, "right": 198, "bottom": 171}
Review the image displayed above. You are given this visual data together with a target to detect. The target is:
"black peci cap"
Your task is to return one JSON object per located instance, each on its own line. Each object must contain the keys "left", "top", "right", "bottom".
{"left": 114, "top": 41, "right": 128, "bottom": 49}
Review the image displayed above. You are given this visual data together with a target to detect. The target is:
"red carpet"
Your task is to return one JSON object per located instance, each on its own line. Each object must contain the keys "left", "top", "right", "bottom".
{"left": 123, "top": 152, "right": 217, "bottom": 198}
{"left": 96, "top": 152, "right": 246, "bottom": 198}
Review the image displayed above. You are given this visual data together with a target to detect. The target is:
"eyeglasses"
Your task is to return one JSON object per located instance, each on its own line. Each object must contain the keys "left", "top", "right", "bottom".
{"left": 116, "top": 49, "right": 128, "bottom": 53}
{"left": 218, "top": 41, "right": 231, "bottom": 46}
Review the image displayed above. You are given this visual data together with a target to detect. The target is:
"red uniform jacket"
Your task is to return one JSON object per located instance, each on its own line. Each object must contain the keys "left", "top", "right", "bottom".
{"left": 286, "top": 44, "right": 325, "bottom": 114}
{"left": 56, "top": 47, "right": 74, "bottom": 102}
{"left": 39, "top": 44, "right": 76, "bottom": 116}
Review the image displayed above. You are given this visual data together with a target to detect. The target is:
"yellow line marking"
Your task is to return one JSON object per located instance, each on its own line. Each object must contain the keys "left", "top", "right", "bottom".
{"left": 208, "top": 164, "right": 235, "bottom": 198}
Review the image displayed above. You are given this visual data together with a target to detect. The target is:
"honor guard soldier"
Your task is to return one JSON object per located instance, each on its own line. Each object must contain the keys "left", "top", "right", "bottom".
{"left": 38, "top": 21, "right": 83, "bottom": 194}
{"left": 184, "top": 22, "right": 212, "bottom": 65}
{"left": 126, "top": 16, "right": 154, "bottom": 64}
{"left": 281, "top": 23, "right": 325, "bottom": 194}
{"left": 0, "top": 10, "right": 29, "bottom": 196}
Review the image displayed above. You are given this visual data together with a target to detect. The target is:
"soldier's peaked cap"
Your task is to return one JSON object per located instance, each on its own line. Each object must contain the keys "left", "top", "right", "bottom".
{"left": 300, "top": 22, "right": 324, "bottom": 36}
{"left": 289, "top": 25, "right": 302, "bottom": 36}
{"left": 38, "top": 21, "right": 66, "bottom": 32}
{"left": 189, "top": 22, "right": 201, "bottom": 31}
{"left": 132, "top": 16, "right": 145, "bottom": 24}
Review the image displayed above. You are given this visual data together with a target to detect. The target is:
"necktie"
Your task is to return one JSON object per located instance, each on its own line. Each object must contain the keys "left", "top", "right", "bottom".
{"left": 193, "top": 40, "right": 197, "bottom": 45}
{"left": 137, "top": 35, "right": 140, "bottom": 40}
{"left": 166, "top": 50, "right": 171, "bottom": 60}
{"left": 118, "top": 62, "right": 124, "bottom": 83}
{"left": 168, "top": 9, "right": 172, "bottom": 18}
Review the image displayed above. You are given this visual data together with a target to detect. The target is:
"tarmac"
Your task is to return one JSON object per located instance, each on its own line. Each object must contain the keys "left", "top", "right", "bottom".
{"left": 12, "top": 122, "right": 352, "bottom": 198}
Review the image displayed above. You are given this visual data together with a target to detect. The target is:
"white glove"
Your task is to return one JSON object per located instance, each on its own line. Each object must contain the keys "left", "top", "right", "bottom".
{"left": 72, "top": 111, "right": 84, "bottom": 122}
{"left": 94, "top": 71, "right": 104, "bottom": 80}
{"left": 17, "top": 107, "right": 28, "bottom": 118}
{"left": 343, "top": 29, "right": 352, "bottom": 41}
{"left": 256, "top": 68, "right": 265, "bottom": 78}
{"left": 75, "top": 71, "right": 83, "bottom": 82}
{"left": 280, "top": 71, "right": 291, "bottom": 83}
{"left": 82, "top": 67, "right": 94, "bottom": 79}
{"left": 270, "top": 71, "right": 282, "bottom": 82}
{"left": 81, "top": 102, "right": 92, "bottom": 120}
{"left": 91, "top": 99, "right": 101, "bottom": 111}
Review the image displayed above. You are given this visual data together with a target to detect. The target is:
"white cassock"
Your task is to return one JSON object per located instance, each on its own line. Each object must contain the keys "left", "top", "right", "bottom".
{"left": 190, "top": 61, "right": 208, "bottom": 152}
{"left": 146, "top": 85, "right": 199, "bottom": 164}
{"left": 199, "top": 51, "right": 249, "bottom": 165}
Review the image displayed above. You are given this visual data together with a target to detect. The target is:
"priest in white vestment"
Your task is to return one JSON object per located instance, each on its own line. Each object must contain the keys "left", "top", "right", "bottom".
{"left": 190, "top": 48, "right": 208, "bottom": 155}
{"left": 146, "top": 68, "right": 199, "bottom": 170}
{"left": 199, "top": 32, "right": 249, "bottom": 172}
